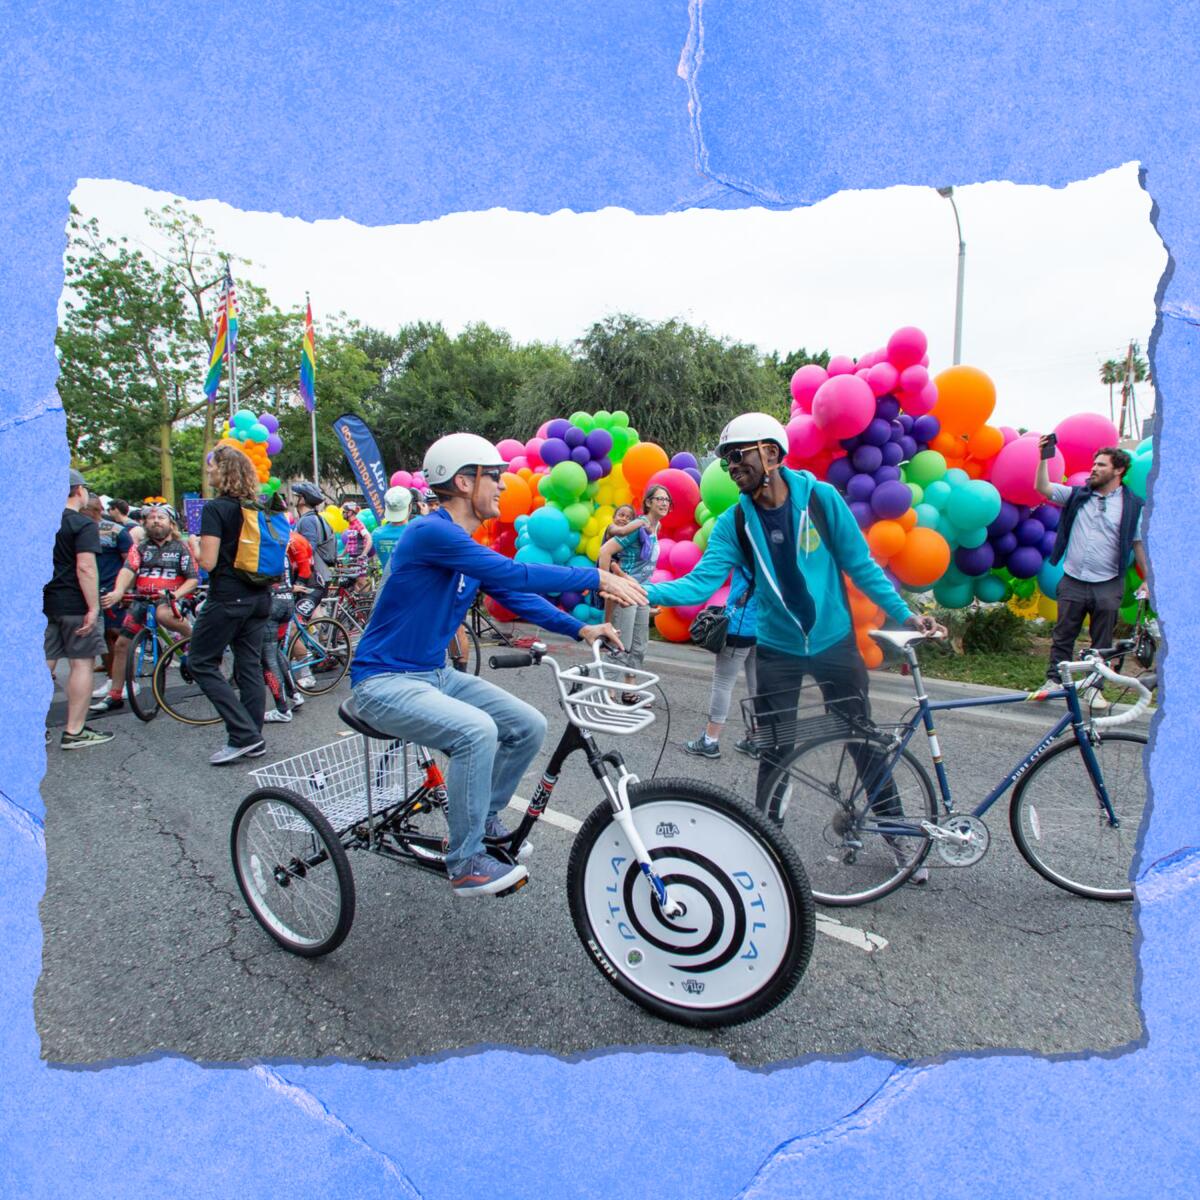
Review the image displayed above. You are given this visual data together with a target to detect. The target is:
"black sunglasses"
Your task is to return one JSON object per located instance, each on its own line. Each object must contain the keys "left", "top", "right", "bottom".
{"left": 719, "top": 445, "right": 760, "bottom": 467}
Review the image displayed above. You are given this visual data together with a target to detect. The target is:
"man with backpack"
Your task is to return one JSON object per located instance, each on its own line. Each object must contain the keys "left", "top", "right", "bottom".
{"left": 290, "top": 481, "right": 338, "bottom": 688}
{"left": 191, "top": 446, "right": 290, "bottom": 764}
{"left": 644, "top": 413, "right": 940, "bottom": 849}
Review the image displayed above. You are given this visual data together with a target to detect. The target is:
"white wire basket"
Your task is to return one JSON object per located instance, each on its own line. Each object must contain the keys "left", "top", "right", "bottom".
{"left": 550, "top": 656, "right": 659, "bottom": 735}
{"left": 247, "top": 735, "right": 422, "bottom": 832}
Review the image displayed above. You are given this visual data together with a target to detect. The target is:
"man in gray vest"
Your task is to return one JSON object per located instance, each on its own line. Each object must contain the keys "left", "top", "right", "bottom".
{"left": 1035, "top": 440, "right": 1148, "bottom": 708}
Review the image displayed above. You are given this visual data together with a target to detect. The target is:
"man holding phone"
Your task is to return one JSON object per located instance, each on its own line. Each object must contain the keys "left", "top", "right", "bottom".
{"left": 1034, "top": 437, "right": 1148, "bottom": 706}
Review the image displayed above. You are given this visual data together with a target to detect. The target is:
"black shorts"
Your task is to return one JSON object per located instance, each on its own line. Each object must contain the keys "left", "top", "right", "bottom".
{"left": 294, "top": 582, "right": 328, "bottom": 622}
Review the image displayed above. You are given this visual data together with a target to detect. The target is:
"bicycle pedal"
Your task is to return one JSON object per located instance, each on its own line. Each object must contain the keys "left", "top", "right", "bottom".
{"left": 499, "top": 877, "right": 529, "bottom": 897}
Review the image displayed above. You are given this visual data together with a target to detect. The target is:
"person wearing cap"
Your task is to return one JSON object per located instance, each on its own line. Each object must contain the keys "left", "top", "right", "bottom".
{"left": 338, "top": 500, "right": 374, "bottom": 593}
{"left": 373, "top": 485, "right": 414, "bottom": 577}
{"left": 644, "top": 413, "right": 940, "bottom": 851}
{"left": 350, "top": 432, "right": 647, "bottom": 898}
{"left": 44, "top": 469, "right": 112, "bottom": 749}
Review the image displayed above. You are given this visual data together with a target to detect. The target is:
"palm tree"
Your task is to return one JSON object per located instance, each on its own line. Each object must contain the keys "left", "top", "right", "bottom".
{"left": 1099, "top": 359, "right": 1124, "bottom": 422}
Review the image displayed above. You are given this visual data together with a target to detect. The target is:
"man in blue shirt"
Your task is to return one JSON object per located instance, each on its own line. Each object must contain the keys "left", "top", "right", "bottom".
{"left": 372, "top": 485, "right": 413, "bottom": 577}
{"left": 351, "top": 433, "right": 646, "bottom": 897}
{"left": 646, "top": 413, "right": 939, "bottom": 838}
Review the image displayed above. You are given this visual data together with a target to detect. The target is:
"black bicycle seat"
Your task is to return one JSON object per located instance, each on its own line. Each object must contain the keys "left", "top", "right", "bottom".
{"left": 338, "top": 698, "right": 392, "bottom": 740}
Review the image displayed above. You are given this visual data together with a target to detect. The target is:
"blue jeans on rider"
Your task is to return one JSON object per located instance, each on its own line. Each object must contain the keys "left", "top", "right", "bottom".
{"left": 352, "top": 666, "right": 547, "bottom": 874}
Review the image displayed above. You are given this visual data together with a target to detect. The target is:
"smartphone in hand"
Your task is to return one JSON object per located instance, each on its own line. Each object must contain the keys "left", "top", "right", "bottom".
{"left": 1040, "top": 433, "right": 1058, "bottom": 461}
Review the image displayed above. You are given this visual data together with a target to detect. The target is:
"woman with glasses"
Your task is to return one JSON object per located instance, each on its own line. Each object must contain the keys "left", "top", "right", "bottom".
{"left": 350, "top": 433, "right": 647, "bottom": 898}
{"left": 598, "top": 482, "right": 671, "bottom": 703}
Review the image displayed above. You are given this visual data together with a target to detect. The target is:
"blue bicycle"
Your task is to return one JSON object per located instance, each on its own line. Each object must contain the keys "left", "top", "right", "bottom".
{"left": 750, "top": 629, "right": 1152, "bottom": 906}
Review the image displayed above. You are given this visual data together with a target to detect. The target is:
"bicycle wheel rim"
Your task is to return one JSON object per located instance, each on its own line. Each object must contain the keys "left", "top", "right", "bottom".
{"left": 233, "top": 794, "right": 349, "bottom": 952}
{"left": 153, "top": 640, "right": 228, "bottom": 726}
{"left": 290, "top": 619, "right": 350, "bottom": 695}
{"left": 763, "top": 735, "right": 936, "bottom": 906}
{"left": 1011, "top": 731, "right": 1147, "bottom": 900}
{"left": 574, "top": 790, "right": 805, "bottom": 1016}
{"left": 126, "top": 629, "right": 163, "bottom": 721}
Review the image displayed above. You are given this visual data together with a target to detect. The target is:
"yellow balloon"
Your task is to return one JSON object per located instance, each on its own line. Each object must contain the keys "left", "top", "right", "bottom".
{"left": 586, "top": 535, "right": 602, "bottom": 560}
{"left": 324, "top": 508, "right": 348, "bottom": 533}
{"left": 1037, "top": 594, "right": 1058, "bottom": 621}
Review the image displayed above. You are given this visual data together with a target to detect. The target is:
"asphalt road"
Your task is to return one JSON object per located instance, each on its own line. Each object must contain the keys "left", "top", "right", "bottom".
{"left": 37, "top": 638, "right": 1147, "bottom": 1065}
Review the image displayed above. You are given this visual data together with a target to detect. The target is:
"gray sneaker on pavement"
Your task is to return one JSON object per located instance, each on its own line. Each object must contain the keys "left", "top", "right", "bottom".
{"left": 209, "top": 740, "right": 266, "bottom": 765}
{"left": 61, "top": 725, "right": 115, "bottom": 750}
{"left": 449, "top": 852, "right": 528, "bottom": 897}
{"left": 684, "top": 735, "right": 720, "bottom": 759}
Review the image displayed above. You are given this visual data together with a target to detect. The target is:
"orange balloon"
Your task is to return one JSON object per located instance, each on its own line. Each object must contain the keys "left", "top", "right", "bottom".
{"left": 859, "top": 640, "right": 884, "bottom": 669}
{"left": 866, "top": 519, "right": 906, "bottom": 561}
{"left": 932, "top": 365, "right": 997, "bottom": 435}
{"left": 497, "top": 472, "right": 532, "bottom": 523}
{"left": 962, "top": 460, "right": 984, "bottom": 479}
{"left": 654, "top": 606, "right": 693, "bottom": 643}
{"left": 890, "top": 526, "right": 951, "bottom": 587}
{"left": 896, "top": 507, "right": 917, "bottom": 532}
{"left": 622, "top": 442, "right": 670, "bottom": 495}
{"left": 965, "top": 423, "right": 1004, "bottom": 461}
{"left": 930, "top": 430, "right": 966, "bottom": 460}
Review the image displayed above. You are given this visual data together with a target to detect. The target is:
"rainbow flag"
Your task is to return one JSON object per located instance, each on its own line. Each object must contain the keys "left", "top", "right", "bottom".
{"left": 202, "top": 268, "right": 239, "bottom": 401}
{"left": 225, "top": 267, "right": 239, "bottom": 354}
{"left": 299, "top": 298, "right": 316, "bottom": 413}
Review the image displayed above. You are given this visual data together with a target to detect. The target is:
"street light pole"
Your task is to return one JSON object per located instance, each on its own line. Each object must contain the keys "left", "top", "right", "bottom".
{"left": 937, "top": 187, "right": 966, "bottom": 365}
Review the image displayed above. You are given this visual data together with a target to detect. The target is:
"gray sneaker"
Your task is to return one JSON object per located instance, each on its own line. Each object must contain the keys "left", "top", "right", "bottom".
{"left": 209, "top": 740, "right": 266, "bottom": 765}
{"left": 684, "top": 735, "right": 720, "bottom": 759}
{"left": 61, "top": 725, "right": 115, "bottom": 750}
{"left": 734, "top": 738, "right": 759, "bottom": 759}
{"left": 450, "top": 852, "right": 528, "bottom": 897}
{"left": 264, "top": 709, "right": 293, "bottom": 723}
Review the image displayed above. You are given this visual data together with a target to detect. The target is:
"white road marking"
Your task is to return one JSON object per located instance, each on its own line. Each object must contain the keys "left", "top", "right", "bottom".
{"left": 507, "top": 796, "right": 887, "bottom": 952}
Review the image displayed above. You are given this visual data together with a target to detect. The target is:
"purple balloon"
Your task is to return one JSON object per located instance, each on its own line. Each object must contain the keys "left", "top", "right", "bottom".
{"left": 840, "top": 436, "right": 861, "bottom": 452}
{"left": 1031, "top": 503, "right": 1060, "bottom": 531}
{"left": 560, "top": 591, "right": 583, "bottom": 610}
{"left": 992, "top": 532, "right": 1018, "bottom": 558}
{"left": 851, "top": 444, "right": 883, "bottom": 473}
{"left": 861, "top": 418, "right": 892, "bottom": 447}
{"left": 881, "top": 442, "right": 904, "bottom": 466}
{"left": 586, "top": 429, "right": 614, "bottom": 457}
{"left": 898, "top": 413, "right": 914, "bottom": 432}
{"left": 547, "top": 418, "right": 572, "bottom": 440}
{"left": 849, "top": 500, "right": 874, "bottom": 528}
{"left": 259, "top": 413, "right": 280, "bottom": 433}
{"left": 684, "top": 467, "right": 702, "bottom": 485}
{"left": 1040, "top": 531, "right": 1058, "bottom": 558}
{"left": 1015, "top": 518, "right": 1046, "bottom": 547}
{"left": 876, "top": 396, "right": 901, "bottom": 422}
{"left": 874, "top": 465, "right": 902, "bottom": 483}
{"left": 570, "top": 445, "right": 592, "bottom": 465}
{"left": 584, "top": 460, "right": 604, "bottom": 483}
{"left": 911, "top": 415, "right": 940, "bottom": 444}
{"left": 596, "top": 455, "right": 613, "bottom": 476}
{"left": 847, "top": 473, "right": 876, "bottom": 502}
{"left": 871, "top": 479, "right": 914, "bottom": 519}
{"left": 1007, "top": 545, "right": 1044, "bottom": 578}
{"left": 955, "top": 543, "right": 995, "bottom": 576}
{"left": 669, "top": 451, "right": 698, "bottom": 471}
{"left": 266, "top": 433, "right": 283, "bottom": 456}
{"left": 563, "top": 426, "right": 586, "bottom": 448}
{"left": 540, "top": 437, "right": 571, "bottom": 466}
{"left": 988, "top": 501, "right": 1021, "bottom": 537}
{"left": 899, "top": 435, "right": 918, "bottom": 460}
{"left": 883, "top": 568, "right": 903, "bottom": 591}
{"left": 827, "top": 457, "right": 856, "bottom": 489}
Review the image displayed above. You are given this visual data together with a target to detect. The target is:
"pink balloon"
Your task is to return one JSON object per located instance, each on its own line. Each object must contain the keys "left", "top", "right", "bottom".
{"left": 1066, "top": 470, "right": 1091, "bottom": 487}
{"left": 866, "top": 361, "right": 899, "bottom": 397}
{"left": 990, "top": 435, "right": 1066, "bottom": 506}
{"left": 496, "top": 438, "right": 525, "bottom": 463}
{"left": 789, "top": 364, "right": 828, "bottom": 411}
{"left": 645, "top": 468, "right": 701, "bottom": 534}
{"left": 811, "top": 374, "right": 876, "bottom": 439}
{"left": 887, "top": 326, "right": 927, "bottom": 370}
{"left": 826, "top": 355, "right": 856, "bottom": 377}
{"left": 675, "top": 581, "right": 731, "bottom": 624}
{"left": 389, "top": 469, "right": 413, "bottom": 488}
{"left": 787, "top": 413, "right": 827, "bottom": 460}
{"left": 1053, "top": 412, "right": 1120, "bottom": 475}
{"left": 669, "top": 539, "right": 703, "bottom": 575}
{"left": 855, "top": 367, "right": 871, "bottom": 381}
{"left": 899, "top": 364, "right": 929, "bottom": 393}
{"left": 649, "top": 567, "right": 674, "bottom": 584}
{"left": 900, "top": 380, "right": 938, "bottom": 416}
{"left": 536, "top": 421, "right": 552, "bottom": 439}
{"left": 998, "top": 426, "right": 1019, "bottom": 447}
{"left": 508, "top": 455, "right": 529, "bottom": 473}
{"left": 525, "top": 437, "right": 545, "bottom": 466}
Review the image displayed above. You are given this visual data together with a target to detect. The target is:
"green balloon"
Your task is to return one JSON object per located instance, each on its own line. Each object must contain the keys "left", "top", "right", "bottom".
{"left": 924, "top": 479, "right": 952, "bottom": 510}
{"left": 585, "top": 481, "right": 600, "bottom": 499}
{"left": 975, "top": 574, "right": 1010, "bottom": 603}
{"left": 611, "top": 410, "right": 630, "bottom": 428}
{"left": 1119, "top": 600, "right": 1139, "bottom": 624}
{"left": 1011, "top": 577, "right": 1037, "bottom": 600}
{"left": 569, "top": 411, "right": 595, "bottom": 433}
{"left": 694, "top": 502, "right": 711, "bottom": 526}
{"left": 563, "top": 502, "right": 592, "bottom": 531}
{"left": 593, "top": 410, "right": 612, "bottom": 429}
{"left": 626, "top": 428, "right": 640, "bottom": 447}
{"left": 907, "top": 450, "right": 948, "bottom": 489}
{"left": 907, "top": 483, "right": 924, "bottom": 506}
{"left": 537, "top": 474, "right": 558, "bottom": 501}
{"left": 694, "top": 516, "right": 716, "bottom": 552}
{"left": 549, "top": 460, "right": 587, "bottom": 501}
{"left": 608, "top": 427, "right": 630, "bottom": 463}
{"left": 700, "top": 458, "right": 740, "bottom": 516}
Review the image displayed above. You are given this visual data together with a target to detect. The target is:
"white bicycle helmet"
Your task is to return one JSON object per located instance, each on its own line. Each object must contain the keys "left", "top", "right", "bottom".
{"left": 716, "top": 412, "right": 789, "bottom": 457}
{"left": 423, "top": 433, "right": 507, "bottom": 488}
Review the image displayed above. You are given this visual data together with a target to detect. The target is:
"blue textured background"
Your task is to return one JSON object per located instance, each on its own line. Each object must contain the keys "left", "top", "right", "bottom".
{"left": 3, "top": 2, "right": 1197, "bottom": 1195}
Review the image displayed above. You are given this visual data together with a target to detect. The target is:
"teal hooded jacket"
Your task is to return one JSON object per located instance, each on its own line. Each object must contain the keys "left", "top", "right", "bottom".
{"left": 646, "top": 468, "right": 914, "bottom": 657}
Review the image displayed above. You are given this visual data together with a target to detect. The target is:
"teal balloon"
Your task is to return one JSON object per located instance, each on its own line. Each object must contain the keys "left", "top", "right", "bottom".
{"left": 957, "top": 525, "right": 988, "bottom": 549}
{"left": 232, "top": 409, "right": 257, "bottom": 429}
{"left": 700, "top": 458, "right": 740, "bottom": 516}
{"left": 527, "top": 505, "right": 571, "bottom": 551}
{"left": 975, "top": 574, "right": 1010, "bottom": 603}
{"left": 1125, "top": 451, "right": 1152, "bottom": 500}
{"left": 936, "top": 515, "right": 960, "bottom": 546}
{"left": 924, "top": 480, "right": 952, "bottom": 510}
{"left": 359, "top": 511, "right": 378, "bottom": 531}
{"left": 515, "top": 543, "right": 554, "bottom": 566}
{"left": 934, "top": 578, "right": 975, "bottom": 608}
{"left": 1037, "top": 557, "right": 1065, "bottom": 600}
{"left": 914, "top": 503, "right": 941, "bottom": 529}
{"left": 552, "top": 543, "right": 572, "bottom": 564}
{"left": 568, "top": 554, "right": 593, "bottom": 570}
{"left": 944, "top": 467, "right": 969, "bottom": 488}
{"left": 1136, "top": 437, "right": 1154, "bottom": 455}
{"left": 548, "top": 460, "right": 587, "bottom": 501}
{"left": 946, "top": 479, "right": 1002, "bottom": 530}
{"left": 249, "top": 423, "right": 269, "bottom": 443}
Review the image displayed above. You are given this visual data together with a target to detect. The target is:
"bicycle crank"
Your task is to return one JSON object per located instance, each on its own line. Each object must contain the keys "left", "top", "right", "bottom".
{"left": 921, "top": 814, "right": 990, "bottom": 866}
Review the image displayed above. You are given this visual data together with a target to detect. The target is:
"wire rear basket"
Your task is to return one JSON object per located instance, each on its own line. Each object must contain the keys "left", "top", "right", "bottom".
{"left": 740, "top": 688, "right": 873, "bottom": 752}
{"left": 553, "top": 657, "right": 659, "bottom": 735}
{"left": 248, "top": 735, "right": 422, "bottom": 832}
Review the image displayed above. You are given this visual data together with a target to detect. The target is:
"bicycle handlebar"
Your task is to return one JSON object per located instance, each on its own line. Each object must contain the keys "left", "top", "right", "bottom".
{"left": 1065, "top": 653, "right": 1154, "bottom": 728}
{"left": 489, "top": 650, "right": 536, "bottom": 670}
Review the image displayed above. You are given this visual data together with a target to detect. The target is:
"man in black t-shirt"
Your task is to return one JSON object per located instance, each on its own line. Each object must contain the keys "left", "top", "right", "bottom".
{"left": 44, "top": 471, "right": 113, "bottom": 749}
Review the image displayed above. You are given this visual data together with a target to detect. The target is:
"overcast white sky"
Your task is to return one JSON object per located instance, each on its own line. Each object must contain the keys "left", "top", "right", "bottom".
{"left": 70, "top": 164, "right": 1163, "bottom": 433}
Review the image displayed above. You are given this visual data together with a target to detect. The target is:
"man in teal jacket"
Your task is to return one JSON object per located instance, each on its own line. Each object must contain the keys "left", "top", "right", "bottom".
{"left": 646, "top": 413, "right": 939, "bottom": 828}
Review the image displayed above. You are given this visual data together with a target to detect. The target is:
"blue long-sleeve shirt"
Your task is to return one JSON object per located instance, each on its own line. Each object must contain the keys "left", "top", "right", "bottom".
{"left": 350, "top": 508, "right": 600, "bottom": 680}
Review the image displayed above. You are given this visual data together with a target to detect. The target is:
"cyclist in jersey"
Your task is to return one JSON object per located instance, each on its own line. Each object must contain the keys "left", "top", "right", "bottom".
{"left": 92, "top": 503, "right": 198, "bottom": 714}
{"left": 339, "top": 501, "right": 374, "bottom": 593}
{"left": 350, "top": 433, "right": 647, "bottom": 897}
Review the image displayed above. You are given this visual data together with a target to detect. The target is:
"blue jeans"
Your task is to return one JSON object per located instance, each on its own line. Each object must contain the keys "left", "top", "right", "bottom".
{"left": 352, "top": 667, "right": 547, "bottom": 872}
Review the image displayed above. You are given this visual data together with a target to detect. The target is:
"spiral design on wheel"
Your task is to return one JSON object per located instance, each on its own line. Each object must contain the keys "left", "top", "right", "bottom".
{"left": 620, "top": 847, "right": 748, "bottom": 973}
